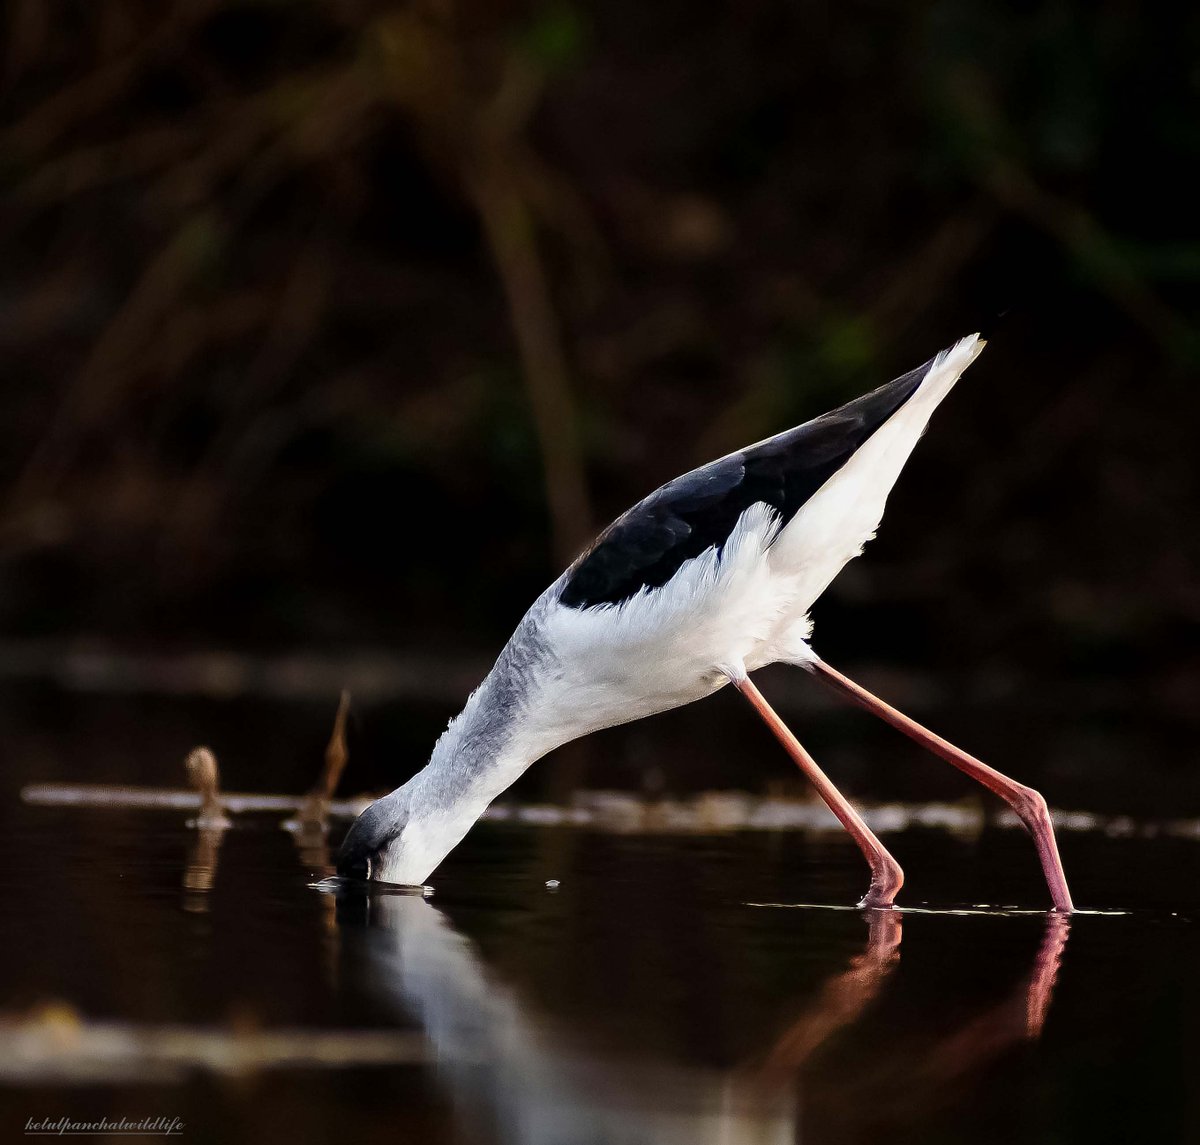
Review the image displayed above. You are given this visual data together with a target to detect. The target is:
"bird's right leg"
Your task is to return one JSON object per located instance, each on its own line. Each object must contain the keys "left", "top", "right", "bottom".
{"left": 805, "top": 656, "right": 1074, "bottom": 913}
{"left": 730, "top": 673, "right": 903, "bottom": 908}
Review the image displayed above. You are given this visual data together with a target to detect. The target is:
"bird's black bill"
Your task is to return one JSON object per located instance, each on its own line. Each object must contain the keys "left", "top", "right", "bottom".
{"left": 335, "top": 849, "right": 372, "bottom": 881}
{"left": 336, "top": 840, "right": 372, "bottom": 883}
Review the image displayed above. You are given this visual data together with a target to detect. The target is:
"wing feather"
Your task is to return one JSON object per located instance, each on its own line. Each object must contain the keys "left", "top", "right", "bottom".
{"left": 559, "top": 350, "right": 943, "bottom": 610}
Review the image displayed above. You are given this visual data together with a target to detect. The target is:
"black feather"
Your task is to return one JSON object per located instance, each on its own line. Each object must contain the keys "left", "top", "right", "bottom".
{"left": 559, "top": 354, "right": 935, "bottom": 610}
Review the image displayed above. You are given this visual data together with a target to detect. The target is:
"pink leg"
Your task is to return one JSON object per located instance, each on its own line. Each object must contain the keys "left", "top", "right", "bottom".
{"left": 734, "top": 675, "right": 904, "bottom": 909}
{"left": 809, "top": 657, "right": 1074, "bottom": 913}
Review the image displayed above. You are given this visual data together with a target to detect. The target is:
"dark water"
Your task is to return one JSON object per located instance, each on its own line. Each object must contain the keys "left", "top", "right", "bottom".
{"left": 3, "top": 794, "right": 1200, "bottom": 1144}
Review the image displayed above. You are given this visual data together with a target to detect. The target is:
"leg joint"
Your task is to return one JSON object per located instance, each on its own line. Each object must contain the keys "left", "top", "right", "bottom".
{"left": 860, "top": 854, "right": 904, "bottom": 909}
{"left": 717, "top": 660, "right": 748, "bottom": 686}
{"left": 1010, "top": 783, "right": 1052, "bottom": 830}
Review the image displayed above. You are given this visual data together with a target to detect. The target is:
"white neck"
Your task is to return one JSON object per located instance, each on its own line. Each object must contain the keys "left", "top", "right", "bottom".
{"left": 376, "top": 640, "right": 552, "bottom": 884}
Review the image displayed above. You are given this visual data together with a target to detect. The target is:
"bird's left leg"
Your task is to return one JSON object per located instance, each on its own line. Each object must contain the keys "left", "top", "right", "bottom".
{"left": 805, "top": 656, "right": 1075, "bottom": 913}
{"left": 729, "top": 671, "right": 904, "bottom": 908}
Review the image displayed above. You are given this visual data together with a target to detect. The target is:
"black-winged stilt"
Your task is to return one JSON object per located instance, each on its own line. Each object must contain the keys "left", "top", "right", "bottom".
{"left": 338, "top": 334, "right": 1074, "bottom": 912}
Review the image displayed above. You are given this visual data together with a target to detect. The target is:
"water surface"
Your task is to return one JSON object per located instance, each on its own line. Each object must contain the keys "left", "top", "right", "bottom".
{"left": 3, "top": 795, "right": 1199, "bottom": 1144}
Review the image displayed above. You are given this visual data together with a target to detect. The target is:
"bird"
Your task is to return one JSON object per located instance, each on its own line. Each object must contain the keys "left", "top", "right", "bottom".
{"left": 338, "top": 334, "right": 1075, "bottom": 912}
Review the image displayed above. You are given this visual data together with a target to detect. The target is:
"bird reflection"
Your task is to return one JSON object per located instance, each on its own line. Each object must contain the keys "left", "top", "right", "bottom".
{"left": 748, "top": 908, "right": 903, "bottom": 1090}
{"left": 751, "top": 910, "right": 1069, "bottom": 1100}
{"left": 334, "top": 891, "right": 1070, "bottom": 1145}
{"left": 337, "top": 890, "right": 797, "bottom": 1144}
{"left": 902, "top": 911, "right": 1070, "bottom": 1085}
{"left": 757, "top": 911, "right": 1071, "bottom": 1143}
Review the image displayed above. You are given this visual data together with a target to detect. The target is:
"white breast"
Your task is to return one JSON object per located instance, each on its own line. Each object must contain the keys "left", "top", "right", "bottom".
{"left": 531, "top": 503, "right": 790, "bottom": 748}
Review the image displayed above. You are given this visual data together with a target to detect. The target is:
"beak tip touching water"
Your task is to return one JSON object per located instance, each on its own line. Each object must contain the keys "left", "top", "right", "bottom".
{"left": 335, "top": 824, "right": 374, "bottom": 881}
{"left": 336, "top": 853, "right": 371, "bottom": 881}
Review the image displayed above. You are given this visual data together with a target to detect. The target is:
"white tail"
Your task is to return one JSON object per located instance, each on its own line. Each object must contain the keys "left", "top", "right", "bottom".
{"left": 769, "top": 334, "right": 985, "bottom": 614}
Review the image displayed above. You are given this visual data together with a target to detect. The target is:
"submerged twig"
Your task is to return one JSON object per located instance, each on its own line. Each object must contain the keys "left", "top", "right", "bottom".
{"left": 319, "top": 689, "right": 351, "bottom": 800}
{"left": 184, "top": 746, "right": 231, "bottom": 830}
{"left": 285, "top": 689, "right": 351, "bottom": 837}
{"left": 180, "top": 746, "right": 231, "bottom": 905}
{"left": 474, "top": 166, "right": 592, "bottom": 565}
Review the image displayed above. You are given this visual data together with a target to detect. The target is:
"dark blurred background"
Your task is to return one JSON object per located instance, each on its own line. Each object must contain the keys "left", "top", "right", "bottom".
{"left": 1, "top": 0, "right": 1197, "bottom": 810}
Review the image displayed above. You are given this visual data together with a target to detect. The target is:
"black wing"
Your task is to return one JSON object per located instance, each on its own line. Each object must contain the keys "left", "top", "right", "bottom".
{"left": 558, "top": 355, "right": 935, "bottom": 610}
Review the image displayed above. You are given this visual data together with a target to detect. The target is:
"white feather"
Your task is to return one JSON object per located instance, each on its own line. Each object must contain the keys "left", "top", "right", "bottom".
{"left": 764, "top": 333, "right": 984, "bottom": 662}
{"left": 533, "top": 501, "right": 786, "bottom": 748}
{"left": 364, "top": 336, "right": 986, "bottom": 884}
{"left": 533, "top": 333, "right": 985, "bottom": 740}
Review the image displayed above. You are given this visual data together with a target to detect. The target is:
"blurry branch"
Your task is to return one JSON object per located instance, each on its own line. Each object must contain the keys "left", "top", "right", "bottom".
{"left": 375, "top": 9, "right": 594, "bottom": 565}
{"left": 285, "top": 690, "right": 351, "bottom": 873}
{"left": 7, "top": 68, "right": 362, "bottom": 216}
{"left": 13, "top": 124, "right": 190, "bottom": 206}
{"left": 473, "top": 157, "right": 593, "bottom": 563}
{"left": 319, "top": 689, "right": 352, "bottom": 801}
{"left": 868, "top": 207, "right": 999, "bottom": 339}
{"left": 3, "top": 54, "right": 363, "bottom": 546}
{"left": 152, "top": 290, "right": 275, "bottom": 377}
{"left": 940, "top": 67, "right": 1191, "bottom": 356}
{"left": 287, "top": 690, "right": 352, "bottom": 838}
{"left": 2, "top": 0, "right": 1190, "bottom": 667}
{"left": 6, "top": 3, "right": 596, "bottom": 568}
{"left": 694, "top": 205, "right": 999, "bottom": 464}
{"left": 10, "top": 219, "right": 214, "bottom": 511}
{"left": 2, "top": 0, "right": 49, "bottom": 92}
{"left": 3, "top": 1, "right": 217, "bottom": 159}
{"left": 161, "top": 234, "right": 332, "bottom": 568}
{"left": 978, "top": 159, "right": 1187, "bottom": 351}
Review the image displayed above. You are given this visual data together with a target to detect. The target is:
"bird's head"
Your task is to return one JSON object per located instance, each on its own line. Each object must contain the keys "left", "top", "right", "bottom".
{"left": 337, "top": 707, "right": 501, "bottom": 886}
{"left": 336, "top": 783, "right": 474, "bottom": 887}
{"left": 336, "top": 789, "right": 418, "bottom": 886}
